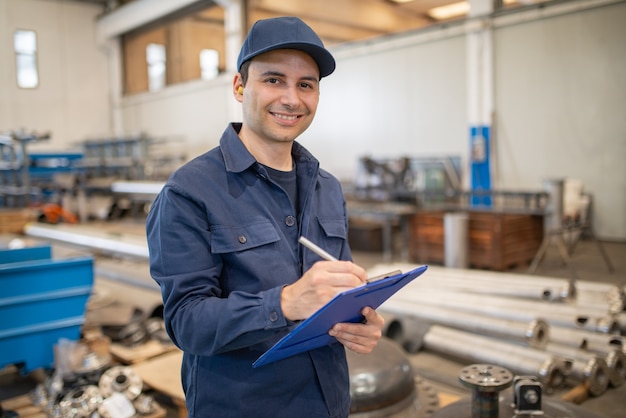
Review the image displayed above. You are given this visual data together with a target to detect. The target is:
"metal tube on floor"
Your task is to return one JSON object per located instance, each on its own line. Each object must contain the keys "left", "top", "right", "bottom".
{"left": 390, "top": 289, "right": 617, "bottom": 333}
{"left": 380, "top": 300, "right": 549, "bottom": 349}
{"left": 568, "top": 358, "right": 610, "bottom": 397}
{"left": 423, "top": 325, "right": 569, "bottom": 390}
{"left": 403, "top": 268, "right": 575, "bottom": 302}
{"left": 549, "top": 325, "right": 624, "bottom": 353}
{"left": 544, "top": 342, "right": 611, "bottom": 396}
{"left": 603, "top": 350, "right": 626, "bottom": 387}
{"left": 24, "top": 223, "right": 149, "bottom": 259}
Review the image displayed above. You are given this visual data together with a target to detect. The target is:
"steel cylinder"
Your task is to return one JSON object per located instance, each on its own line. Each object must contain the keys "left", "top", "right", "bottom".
{"left": 543, "top": 179, "right": 565, "bottom": 232}
{"left": 458, "top": 364, "right": 513, "bottom": 418}
{"left": 389, "top": 289, "right": 617, "bottom": 333}
{"left": 380, "top": 301, "right": 549, "bottom": 349}
{"left": 444, "top": 212, "right": 468, "bottom": 268}
{"left": 423, "top": 326, "right": 568, "bottom": 390}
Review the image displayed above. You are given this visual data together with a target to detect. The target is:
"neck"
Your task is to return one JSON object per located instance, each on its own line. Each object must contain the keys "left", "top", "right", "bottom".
{"left": 238, "top": 128, "right": 294, "bottom": 171}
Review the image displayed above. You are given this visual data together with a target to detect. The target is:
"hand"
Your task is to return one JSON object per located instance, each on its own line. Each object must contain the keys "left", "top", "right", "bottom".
{"left": 281, "top": 260, "right": 367, "bottom": 321}
{"left": 329, "top": 307, "right": 384, "bottom": 354}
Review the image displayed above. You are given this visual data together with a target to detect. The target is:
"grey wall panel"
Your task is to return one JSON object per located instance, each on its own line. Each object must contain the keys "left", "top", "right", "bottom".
{"left": 493, "top": 1, "right": 626, "bottom": 238}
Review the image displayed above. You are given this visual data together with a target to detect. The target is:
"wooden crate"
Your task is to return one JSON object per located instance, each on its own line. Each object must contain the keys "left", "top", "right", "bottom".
{"left": 0, "top": 209, "right": 37, "bottom": 234}
{"left": 468, "top": 212, "right": 543, "bottom": 270}
{"left": 408, "top": 210, "right": 543, "bottom": 271}
{"left": 408, "top": 211, "right": 445, "bottom": 264}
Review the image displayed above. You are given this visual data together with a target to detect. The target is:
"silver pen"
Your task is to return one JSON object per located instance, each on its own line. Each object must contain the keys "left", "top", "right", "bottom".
{"left": 299, "top": 236, "right": 401, "bottom": 283}
{"left": 299, "top": 236, "right": 338, "bottom": 261}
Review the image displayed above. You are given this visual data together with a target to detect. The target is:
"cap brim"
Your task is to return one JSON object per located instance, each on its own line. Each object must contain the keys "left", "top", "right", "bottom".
{"left": 241, "top": 42, "right": 336, "bottom": 78}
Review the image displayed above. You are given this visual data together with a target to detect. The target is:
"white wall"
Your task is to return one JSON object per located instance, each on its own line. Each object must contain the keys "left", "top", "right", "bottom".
{"left": 303, "top": 33, "right": 468, "bottom": 182}
{"left": 117, "top": 75, "right": 237, "bottom": 155}
{"left": 0, "top": 0, "right": 110, "bottom": 150}
{"left": 2, "top": 0, "right": 624, "bottom": 240}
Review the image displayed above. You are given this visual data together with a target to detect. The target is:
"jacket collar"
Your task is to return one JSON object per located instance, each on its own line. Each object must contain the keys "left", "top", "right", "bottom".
{"left": 220, "top": 123, "right": 319, "bottom": 174}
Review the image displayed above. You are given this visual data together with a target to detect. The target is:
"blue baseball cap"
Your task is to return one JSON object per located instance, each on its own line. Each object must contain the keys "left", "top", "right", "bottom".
{"left": 237, "top": 16, "right": 336, "bottom": 78}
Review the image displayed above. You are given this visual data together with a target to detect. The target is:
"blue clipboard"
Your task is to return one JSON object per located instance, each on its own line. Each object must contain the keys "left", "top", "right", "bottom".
{"left": 253, "top": 265, "right": 428, "bottom": 368}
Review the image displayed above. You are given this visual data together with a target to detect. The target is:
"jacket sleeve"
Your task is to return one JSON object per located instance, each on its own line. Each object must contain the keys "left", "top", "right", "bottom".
{"left": 146, "top": 185, "right": 292, "bottom": 357}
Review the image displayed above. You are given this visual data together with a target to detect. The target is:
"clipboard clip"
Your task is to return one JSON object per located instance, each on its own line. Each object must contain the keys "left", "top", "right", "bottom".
{"left": 366, "top": 269, "right": 403, "bottom": 283}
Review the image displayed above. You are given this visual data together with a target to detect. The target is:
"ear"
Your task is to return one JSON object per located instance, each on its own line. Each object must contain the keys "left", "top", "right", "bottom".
{"left": 233, "top": 74, "right": 244, "bottom": 102}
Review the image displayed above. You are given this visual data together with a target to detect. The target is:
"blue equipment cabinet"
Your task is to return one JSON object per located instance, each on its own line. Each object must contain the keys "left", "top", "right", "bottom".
{"left": 0, "top": 243, "right": 93, "bottom": 373}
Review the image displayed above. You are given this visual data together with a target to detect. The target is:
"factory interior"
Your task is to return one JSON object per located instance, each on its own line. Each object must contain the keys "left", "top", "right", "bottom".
{"left": 1, "top": 0, "right": 625, "bottom": 417}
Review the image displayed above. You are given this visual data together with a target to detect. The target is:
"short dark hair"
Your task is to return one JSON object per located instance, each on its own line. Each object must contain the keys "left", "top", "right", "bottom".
{"left": 239, "top": 60, "right": 251, "bottom": 86}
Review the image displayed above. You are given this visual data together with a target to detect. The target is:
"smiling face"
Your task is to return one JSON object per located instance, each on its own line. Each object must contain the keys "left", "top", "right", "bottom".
{"left": 235, "top": 49, "right": 321, "bottom": 152}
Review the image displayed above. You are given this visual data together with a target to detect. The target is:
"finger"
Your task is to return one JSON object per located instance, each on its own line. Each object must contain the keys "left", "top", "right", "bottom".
{"left": 310, "top": 261, "right": 367, "bottom": 287}
{"left": 361, "top": 307, "right": 385, "bottom": 327}
{"left": 331, "top": 327, "right": 379, "bottom": 354}
{"left": 329, "top": 321, "right": 382, "bottom": 344}
{"left": 335, "top": 335, "right": 375, "bottom": 354}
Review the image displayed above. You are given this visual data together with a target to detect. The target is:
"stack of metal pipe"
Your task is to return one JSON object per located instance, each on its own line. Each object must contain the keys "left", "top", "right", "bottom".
{"left": 375, "top": 264, "right": 625, "bottom": 398}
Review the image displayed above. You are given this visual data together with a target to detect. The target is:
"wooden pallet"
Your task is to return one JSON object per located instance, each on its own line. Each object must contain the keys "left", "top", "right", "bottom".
{"left": 110, "top": 339, "right": 179, "bottom": 365}
{"left": 132, "top": 350, "right": 187, "bottom": 418}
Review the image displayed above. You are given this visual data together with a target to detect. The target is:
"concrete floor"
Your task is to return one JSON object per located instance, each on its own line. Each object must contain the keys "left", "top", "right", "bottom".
{"left": 352, "top": 238, "right": 626, "bottom": 418}
{"left": 1, "top": 221, "right": 624, "bottom": 417}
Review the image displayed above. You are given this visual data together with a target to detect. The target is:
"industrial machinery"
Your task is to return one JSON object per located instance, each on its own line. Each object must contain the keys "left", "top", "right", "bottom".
{"left": 431, "top": 363, "right": 605, "bottom": 418}
{"left": 348, "top": 337, "right": 439, "bottom": 417}
{"left": 353, "top": 155, "right": 462, "bottom": 204}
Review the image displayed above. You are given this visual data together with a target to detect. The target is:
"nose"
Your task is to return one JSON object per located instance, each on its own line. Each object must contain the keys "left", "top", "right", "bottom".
{"left": 280, "top": 85, "right": 301, "bottom": 108}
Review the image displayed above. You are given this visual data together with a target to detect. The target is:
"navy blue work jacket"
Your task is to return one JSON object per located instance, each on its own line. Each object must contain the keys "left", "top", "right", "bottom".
{"left": 146, "top": 123, "right": 353, "bottom": 417}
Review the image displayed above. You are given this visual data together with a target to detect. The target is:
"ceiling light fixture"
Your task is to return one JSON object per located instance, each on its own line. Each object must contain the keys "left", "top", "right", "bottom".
{"left": 428, "top": 1, "right": 471, "bottom": 20}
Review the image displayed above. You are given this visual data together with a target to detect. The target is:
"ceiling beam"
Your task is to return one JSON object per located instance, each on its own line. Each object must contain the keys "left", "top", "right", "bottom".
{"left": 249, "top": 0, "right": 430, "bottom": 34}
{"left": 247, "top": 9, "right": 385, "bottom": 44}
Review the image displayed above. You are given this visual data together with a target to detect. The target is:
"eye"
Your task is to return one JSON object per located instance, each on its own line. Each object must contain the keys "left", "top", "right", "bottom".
{"left": 266, "top": 78, "right": 281, "bottom": 84}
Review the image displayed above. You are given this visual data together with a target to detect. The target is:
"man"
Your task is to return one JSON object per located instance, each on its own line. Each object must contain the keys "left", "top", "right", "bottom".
{"left": 146, "top": 16, "right": 384, "bottom": 417}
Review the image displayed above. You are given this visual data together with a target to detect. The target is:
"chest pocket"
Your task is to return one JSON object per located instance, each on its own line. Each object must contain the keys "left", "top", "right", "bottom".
{"left": 318, "top": 217, "right": 347, "bottom": 240}
{"left": 210, "top": 220, "right": 280, "bottom": 254}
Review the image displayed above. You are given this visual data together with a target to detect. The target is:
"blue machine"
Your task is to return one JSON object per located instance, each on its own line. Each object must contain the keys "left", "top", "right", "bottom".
{"left": 0, "top": 243, "right": 93, "bottom": 373}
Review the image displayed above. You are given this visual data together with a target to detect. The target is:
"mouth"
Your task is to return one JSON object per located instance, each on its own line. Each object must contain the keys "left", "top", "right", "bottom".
{"left": 271, "top": 112, "right": 302, "bottom": 123}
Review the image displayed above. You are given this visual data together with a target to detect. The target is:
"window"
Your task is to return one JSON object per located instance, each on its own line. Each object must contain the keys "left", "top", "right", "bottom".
{"left": 146, "top": 43, "right": 166, "bottom": 91}
{"left": 14, "top": 30, "right": 38, "bottom": 89}
{"left": 121, "top": 4, "right": 225, "bottom": 95}
{"left": 200, "top": 49, "right": 219, "bottom": 80}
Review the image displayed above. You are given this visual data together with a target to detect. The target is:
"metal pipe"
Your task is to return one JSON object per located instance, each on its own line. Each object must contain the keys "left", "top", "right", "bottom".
{"left": 604, "top": 350, "right": 626, "bottom": 387}
{"left": 423, "top": 325, "right": 569, "bottom": 390}
{"left": 389, "top": 289, "right": 617, "bottom": 333}
{"left": 568, "top": 358, "right": 610, "bottom": 397}
{"left": 369, "top": 264, "right": 574, "bottom": 289}
{"left": 380, "top": 301, "right": 549, "bottom": 349}
{"left": 544, "top": 342, "right": 610, "bottom": 396}
{"left": 24, "top": 223, "right": 149, "bottom": 259}
{"left": 400, "top": 266, "right": 575, "bottom": 302}
{"left": 549, "top": 325, "right": 624, "bottom": 353}
{"left": 458, "top": 364, "right": 514, "bottom": 418}
{"left": 406, "top": 277, "right": 571, "bottom": 302}
{"left": 616, "top": 313, "right": 626, "bottom": 335}
{"left": 398, "top": 286, "right": 609, "bottom": 319}
{"left": 382, "top": 315, "right": 430, "bottom": 354}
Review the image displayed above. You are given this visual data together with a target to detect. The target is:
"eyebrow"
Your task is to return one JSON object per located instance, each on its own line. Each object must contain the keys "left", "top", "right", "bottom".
{"left": 260, "top": 70, "right": 319, "bottom": 83}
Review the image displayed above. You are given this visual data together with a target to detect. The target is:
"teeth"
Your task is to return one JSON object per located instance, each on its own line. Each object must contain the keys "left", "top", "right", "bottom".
{"left": 274, "top": 113, "right": 298, "bottom": 121}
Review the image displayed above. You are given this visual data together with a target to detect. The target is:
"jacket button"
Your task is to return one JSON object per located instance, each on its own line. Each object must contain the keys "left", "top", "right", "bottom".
{"left": 285, "top": 215, "right": 296, "bottom": 227}
{"left": 269, "top": 311, "right": 278, "bottom": 322}
{"left": 238, "top": 235, "right": 247, "bottom": 244}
